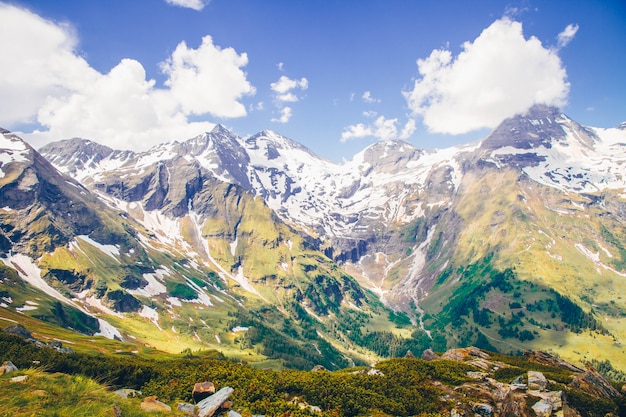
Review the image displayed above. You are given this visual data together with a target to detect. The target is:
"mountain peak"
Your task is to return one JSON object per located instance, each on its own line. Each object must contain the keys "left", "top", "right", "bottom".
{"left": 480, "top": 105, "right": 566, "bottom": 151}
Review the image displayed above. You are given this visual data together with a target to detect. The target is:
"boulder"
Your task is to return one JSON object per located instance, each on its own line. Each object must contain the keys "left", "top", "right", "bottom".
{"left": 193, "top": 381, "right": 216, "bottom": 403}
{"left": 0, "top": 361, "right": 18, "bottom": 374}
{"left": 197, "top": 387, "right": 234, "bottom": 417}
{"left": 140, "top": 396, "right": 171, "bottom": 412}
{"left": 177, "top": 402, "right": 197, "bottom": 415}
{"left": 531, "top": 400, "right": 553, "bottom": 417}
{"left": 114, "top": 388, "right": 142, "bottom": 399}
{"left": 10, "top": 375, "right": 29, "bottom": 383}
{"left": 421, "top": 349, "right": 439, "bottom": 361}
{"left": 527, "top": 371, "right": 547, "bottom": 391}
{"left": 3, "top": 324, "right": 32, "bottom": 339}
{"left": 311, "top": 365, "right": 328, "bottom": 372}
{"left": 404, "top": 350, "right": 415, "bottom": 358}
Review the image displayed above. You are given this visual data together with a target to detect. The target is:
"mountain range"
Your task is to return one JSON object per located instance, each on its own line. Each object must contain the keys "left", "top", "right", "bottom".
{"left": 1, "top": 104, "right": 625, "bottom": 371}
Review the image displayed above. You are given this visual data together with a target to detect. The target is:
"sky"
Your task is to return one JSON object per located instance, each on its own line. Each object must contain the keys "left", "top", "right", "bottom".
{"left": 1, "top": 0, "right": 625, "bottom": 162}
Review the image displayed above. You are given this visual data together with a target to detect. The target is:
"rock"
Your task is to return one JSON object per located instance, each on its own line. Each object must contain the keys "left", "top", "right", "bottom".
{"left": 193, "top": 381, "right": 216, "bottom": 403}
{"left": 140, "top": 396, "right": 171, "bottom": 412}
{"left": 441, "top": 347, "right": 490, "bottom": 362}
{"left": 404, "top": 350, "right": 415, "bottom": 358}
{"left": 3, "top": 324, "right": 32, "bottom": 339}
{"left": 570, "top": 365, "right": 622, "bottom": 399}
{"left": 473, "top": 403, "right": 493, "bottom": 417}
{"left": 466, "top": 371, "right": 488, "bottom": 380}
{"left": 228, "top": 411, "right": 243, "bottom": 417}
{"left": 532, "top": 400, "right": 553, "bottom": 417}
{"left": 197, "top": 387, "right": 234, "bottom": 417}
{"left": 0, "top": 361, "right": 18, "bottom": 374}
{"left": 10, "top": 375, "right": 29, "bottom": 383}
{"left": 524, "top": 351, "right": 584, "bottom": 373}
{"left": 114, "top": 388, "right": 142, "bottom": 399}
{"left": 31, "top": 390, "right": 47, "bottom": 397}
{"left": 527, "top": 371, "right": 547, "bottom": 391}
{"left": 421, "top": 349, "right": 439, "bottom": 361}
{"left": 528, "top": 390, "right": 564, "bottom": 417}
{"left": 311, "top": 365, "right": 328, "bottom": 372}
{"left": 177, "top": 402, "right": 197, "bottom": 415}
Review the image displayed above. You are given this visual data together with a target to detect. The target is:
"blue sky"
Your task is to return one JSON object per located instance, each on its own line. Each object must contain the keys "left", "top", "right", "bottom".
{"left": 1, "top": 0, "right": 625, "bottom": 161}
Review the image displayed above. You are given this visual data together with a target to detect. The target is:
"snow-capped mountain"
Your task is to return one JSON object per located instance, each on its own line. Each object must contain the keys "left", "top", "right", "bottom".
{"left": 4, "top": 105, "right": 626, "bottom": 370}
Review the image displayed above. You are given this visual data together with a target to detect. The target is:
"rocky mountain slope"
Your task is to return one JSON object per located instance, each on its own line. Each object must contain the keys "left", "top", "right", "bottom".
{"left": 2, "top": 104, "right": 625, "bottom": 370}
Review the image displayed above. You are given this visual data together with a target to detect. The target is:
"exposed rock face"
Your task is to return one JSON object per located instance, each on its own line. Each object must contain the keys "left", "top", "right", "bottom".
{"left": 524, "top": 351, "right": 585, "bottom": 373}
{"left": 570, "top": 366, "right": 622, "bottom": 399}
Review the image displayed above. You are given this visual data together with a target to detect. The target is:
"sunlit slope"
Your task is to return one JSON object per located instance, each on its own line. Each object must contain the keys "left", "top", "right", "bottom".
{"left": 421, "top": 165, "right": 626, "bottom": 368}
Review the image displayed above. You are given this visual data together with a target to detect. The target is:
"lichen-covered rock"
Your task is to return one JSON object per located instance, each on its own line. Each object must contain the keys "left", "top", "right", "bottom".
{"left": 193, "top": 381, "right": 216, "bottom": 403}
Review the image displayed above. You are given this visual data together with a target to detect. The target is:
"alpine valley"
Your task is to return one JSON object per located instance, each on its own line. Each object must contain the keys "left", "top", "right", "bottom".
{"left": 2, "top": 104, "right": 626, "bottom": 372}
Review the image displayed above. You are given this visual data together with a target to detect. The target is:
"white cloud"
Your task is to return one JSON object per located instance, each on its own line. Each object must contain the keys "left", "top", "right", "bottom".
{"left": 277, "top": 62, "right": 284, "bottom": 71}
{"left": 270, "top": 75, "right": 308, "bottom": 123}
{"left": 362, "top": 91, "right": 380, "bottom": 103}
{"left": 403, "top": 17, "right": 570, "bottom": 135}
{"left": 271, "top": 107, "right": 293, "bottom": 124}
{"left": 270, "top": 75, "right": 308, "bottom": 95}
{"left": 0, "top": 4, "right": 255, "bottom": 150}
{"left": 557, "top": 23, "right": 579, "bottom": 48}
{"left": 165, "top": 0, "right": 210, "bottom": 11}
{"left": 161, "top": 35, "right": 255, "bottom": 118}
{"left": 341, "top": 116, "right": 414, "bottom": 143}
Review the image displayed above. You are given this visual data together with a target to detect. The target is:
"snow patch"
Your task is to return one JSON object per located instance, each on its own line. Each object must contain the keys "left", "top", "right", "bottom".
{"left": 95, "top": 319, "right": 124, "bottom": 340}
{"left": 139, "top": 305, "right": 162, "bottom": 330}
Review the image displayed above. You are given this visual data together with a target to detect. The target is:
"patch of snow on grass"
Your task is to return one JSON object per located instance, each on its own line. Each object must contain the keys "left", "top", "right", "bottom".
{"left": 139, "top": 305, "right": 162, "bottom": 330}
{"left": 1, "top": 254, "right": 81, "bottom": 310}
{"left": 95, "top": 319, "right": 124, "bottom": 340}
{"left": 76, "top": 235, "right": 120, "bottom": 262}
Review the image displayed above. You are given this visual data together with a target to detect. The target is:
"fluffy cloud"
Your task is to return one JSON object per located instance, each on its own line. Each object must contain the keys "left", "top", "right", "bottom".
{"left": 270, "top": 75, "right": 308, "bottom": 123}
{"left": 161, "top": 35, "right": 255, "bottom": 118}
{"left": 0, "top": 4, "right": 98, "bottom": 125}
{"left": 341, "top": 116, "right": 414, "bottom": 143}
{"left": 165, "top": 0, "right": 210, "bottom": 11}
{"left": 403, "top": 18, "right": 571, "bottom": 135}
{"left": 270, "top": 76, "right": 308, "bottom": 96}
{"left": 557, "top": 23, "right": 579, "bottom": 48}
{"left": 0, "top": 4, "right": 254, "bottom": 150}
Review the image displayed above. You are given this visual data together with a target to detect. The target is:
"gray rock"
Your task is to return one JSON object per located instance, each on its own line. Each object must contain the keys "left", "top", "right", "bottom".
{"left": 3, "top": 324, "right": 32, "bottom": 339}
{"left": 0, "top": 361, "right": 18, "bottom": 374}
{"left": 531, "top": 400, "right": 553, "bottom": 417}
{"left": 177, "top": 402, "right": 197, "bottom": 415}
